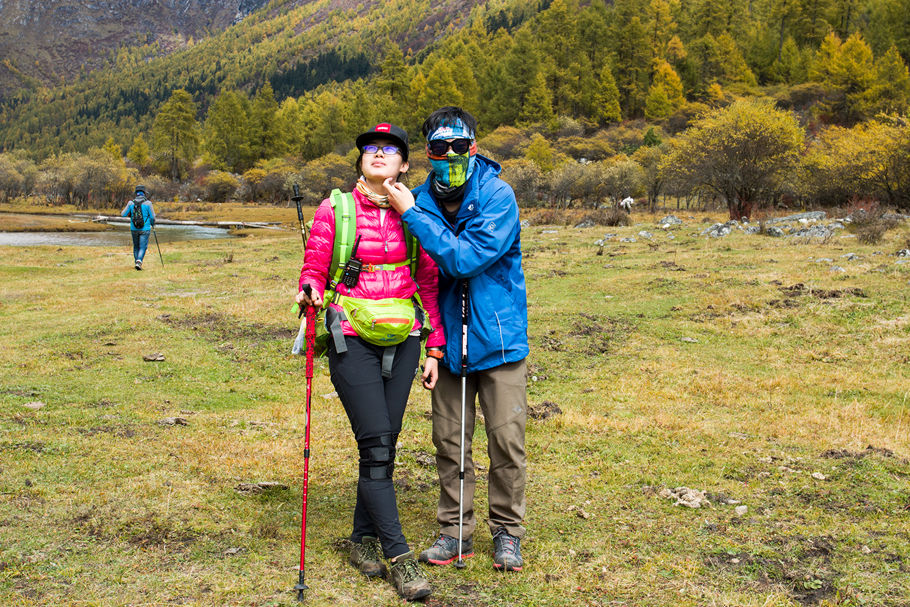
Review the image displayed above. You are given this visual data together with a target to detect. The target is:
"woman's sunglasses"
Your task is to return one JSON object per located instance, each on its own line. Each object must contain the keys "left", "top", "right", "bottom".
{"left": 427, "top": 138, "right": 473, "bottom": 156}
{"left": 362, "top": 144, "right": 401, "bottom": 156}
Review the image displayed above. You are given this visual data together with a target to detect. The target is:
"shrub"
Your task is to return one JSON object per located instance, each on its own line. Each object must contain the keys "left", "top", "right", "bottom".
{"left": 204, "top": 171, "right": 240, "bottom": 203}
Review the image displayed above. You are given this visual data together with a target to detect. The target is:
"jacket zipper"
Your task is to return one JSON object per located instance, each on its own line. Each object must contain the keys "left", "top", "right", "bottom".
{"left": 494, "top": 311, "right": 506, "bottom": 363}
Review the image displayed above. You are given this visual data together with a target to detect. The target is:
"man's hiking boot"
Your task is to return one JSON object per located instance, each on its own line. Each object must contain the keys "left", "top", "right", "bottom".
{"left": 492, "top": 527, "right": 523, "bottom": 572}
{"left": 389, "top": 551, "right": 432, "bottom": 601}
{"left": 418, "top": 534, "right": 474, "bottom": 566}
{"left": 349, "top": 536, "right": 386, "bottom": 578}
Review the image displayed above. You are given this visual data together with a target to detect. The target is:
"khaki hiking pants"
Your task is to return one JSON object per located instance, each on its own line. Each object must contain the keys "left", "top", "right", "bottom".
{"left": 431, "top": 359, "right": 527, "bottom": 540}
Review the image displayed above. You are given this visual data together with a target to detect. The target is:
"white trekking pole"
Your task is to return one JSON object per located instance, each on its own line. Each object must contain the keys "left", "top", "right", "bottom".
{"left": 455, "top": 280, "right": 469, "bottom": 569}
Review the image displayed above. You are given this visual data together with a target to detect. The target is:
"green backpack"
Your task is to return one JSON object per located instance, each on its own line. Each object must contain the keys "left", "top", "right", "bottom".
{"left": 314, "top": 189, "right": 430, "bottom": 355}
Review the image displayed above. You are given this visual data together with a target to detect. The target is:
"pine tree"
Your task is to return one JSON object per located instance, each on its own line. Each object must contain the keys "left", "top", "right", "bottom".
{"left": 203, "top": 90, "right": 253, "bottom": 172}
{"left": 593, "top": 63, "right": 622, "bottom": 124}
{"left": 151, "top": 89, "right": 199, "bottom": 180}
{"left": 519, "top": 71, "right": 555, "bottom": 125}
{"left": 861, "top": 45, "right": 910, "bottom": 115}
{"left": 127, "top": 134, "right": 150, "bottom": 167}
{"left": 614, "top": 16, "right": 652, "bottom": 117}
{"left": 250, "top": 82, "right": 283, "bottom": 160}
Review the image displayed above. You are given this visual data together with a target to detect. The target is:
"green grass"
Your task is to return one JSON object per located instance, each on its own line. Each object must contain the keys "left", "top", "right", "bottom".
{"left": 1, "top": 212, "right": 909, "bottom": 606}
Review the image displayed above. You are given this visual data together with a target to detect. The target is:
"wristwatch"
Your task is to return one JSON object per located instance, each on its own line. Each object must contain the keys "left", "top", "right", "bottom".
{"left": 425, "top": 349, "right": 444, "bottom": 360}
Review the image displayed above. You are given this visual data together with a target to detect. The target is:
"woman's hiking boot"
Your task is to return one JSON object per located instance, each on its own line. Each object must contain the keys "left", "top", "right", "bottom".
{"left": 349, "top": 536, "right": 386, "bottom": 578}
{"left": 389, "top": 551, "right": 432, "bottom": 601}
{"left": 418, "top": 534, "right": 474, "bottom": 566}
{"left": 492, "top": 527, "right": 523, "bottom": 572}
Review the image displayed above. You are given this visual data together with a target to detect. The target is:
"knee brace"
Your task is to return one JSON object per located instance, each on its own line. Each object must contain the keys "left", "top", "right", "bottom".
{"left": 358, "top": 433, "right": 395, "bottom": 480}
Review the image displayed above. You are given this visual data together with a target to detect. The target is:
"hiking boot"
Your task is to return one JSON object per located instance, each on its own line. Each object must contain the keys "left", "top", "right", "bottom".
{"left": 135, "top": 259, "right": 142, "bottom": 270}
{"left": 418, "top": 534, "right": 474, "bottom": 566}
{"left": 389, "top": 551, "right": 432, "bottom": 601}
{"left": 492, "top": 527, "right": 523, "bottom": 572}
{"left": 349, "top": 536, "right": 386, "bottom": 578}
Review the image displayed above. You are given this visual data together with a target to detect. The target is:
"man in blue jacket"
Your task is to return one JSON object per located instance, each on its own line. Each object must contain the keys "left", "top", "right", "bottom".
{"left": 120, "top": 185, "right": 155, "bottom": 270}
{"left": 384, "top": 107, "right": 528, "bottom": 572}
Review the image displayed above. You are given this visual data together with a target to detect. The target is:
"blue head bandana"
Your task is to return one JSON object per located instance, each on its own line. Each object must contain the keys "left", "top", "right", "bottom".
{"left": 427, "top": 119, "right": 477, "bottom": 188}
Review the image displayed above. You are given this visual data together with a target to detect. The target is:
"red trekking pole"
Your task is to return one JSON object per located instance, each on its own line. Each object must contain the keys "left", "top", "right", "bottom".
{"left": 295, "top": 284, "right": 316, "bottom": 601}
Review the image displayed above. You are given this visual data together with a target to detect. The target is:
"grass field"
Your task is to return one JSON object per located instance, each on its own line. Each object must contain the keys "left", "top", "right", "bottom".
{"left": 1, "top": 210, "right": 909, "bottom": 606}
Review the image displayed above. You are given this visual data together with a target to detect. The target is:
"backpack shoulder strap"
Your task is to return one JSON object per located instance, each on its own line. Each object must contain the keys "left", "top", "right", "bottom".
{"left": 326, "top": 189, "right": 356, "bottom": 300}
{"left": 403, "top": 223, "right": 419, "bottom": 282}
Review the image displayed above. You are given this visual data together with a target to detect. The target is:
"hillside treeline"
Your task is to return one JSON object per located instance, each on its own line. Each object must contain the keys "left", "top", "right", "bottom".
{"left": 1, "top": 0, "right": 910, "bottom": 214}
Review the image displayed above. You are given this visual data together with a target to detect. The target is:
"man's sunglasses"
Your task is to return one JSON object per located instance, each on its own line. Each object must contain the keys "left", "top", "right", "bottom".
{"left": 427, "top": 138, "right": 472, "bottom": 156}
{"left": 361, "top": 144, "right": 401, "bottom": 156}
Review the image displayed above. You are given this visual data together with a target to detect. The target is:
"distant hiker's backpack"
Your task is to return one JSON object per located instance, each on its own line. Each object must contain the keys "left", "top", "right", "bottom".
{"left": 130, "top": 199, "right": 145, "bottom": 230}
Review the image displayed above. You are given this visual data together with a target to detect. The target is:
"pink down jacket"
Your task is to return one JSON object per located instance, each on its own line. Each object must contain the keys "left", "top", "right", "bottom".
{"left": 298, "top": 188, "right": 445, "bottom": 349}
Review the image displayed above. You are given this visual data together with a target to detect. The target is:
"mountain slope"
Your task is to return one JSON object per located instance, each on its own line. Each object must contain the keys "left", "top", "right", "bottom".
{"left": 0, "top": 0, "right": 490, "bottom": 156}
{"left": 0, "top": 0, "right": 270, "bottom": 100}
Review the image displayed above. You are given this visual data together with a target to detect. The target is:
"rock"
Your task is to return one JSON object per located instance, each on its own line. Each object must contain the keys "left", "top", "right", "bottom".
{"left": 602, "top": 233, "right": 617, "bottom": 240}
{"left": 841, "top": 253, "right": 859, "bottom": 260}
{"left": 745, "top": 225, "right": 760, "bottom": 234}
{"left": 811, "top": 472, "right": 827, "bottom": 480}
{"left": 830, "top": 265, "right": 846, "bottom": 273}
{"left": 520, "top": 219, "right": 530, "bottom": 228}
{"left": 223, "top": 547, "right": 245, "bottom": 556}
{"left": 22, "top": 401, "right": 45, "bottom": 410}
{"left": 321, "top": 391, "right": 338, "bottom": 399}
{"left": 765, "top": 226, "right": 785, "bottom": 237}
{"left": 620, "top": 237, "right": 637, "bottom": 243}
{"left": 574, "top": 219, "right": 596, "bottom": 228}
{"left": 861, "top": 545, "right": 872, "bottom": 554}
{"left": 658, "top": 486, "right": 710, "bottom": 508}
{"left": 659, "top": 215, "right": 683, "bottom": 226}
{"left": 765, "top": 211, "right": 827, "bottom": 224}
{"left": 734, "top": 505, "right": 748, "bottom": 517}
{"left": 158, "top": 417, "right": 189, "bottom": 426}
{"left": 789, "top": 224, "right": 833, "bottom": 239}
{"left": 896, "top": 260, "right": 910, "bottom": 265}
{"left": 701, "top": 223, "right": 732, "bottom": 238}
{"left": 143, "top": 353, "right": 165, "bottom": 362}
{"left": 541, "top": 229, "right": 559, "bottom": 234}
{"left": 814, "top": 258, "right": 834, "bottom": 263}
{"left": 680, "top": 337, "right": 698, "bottom": 343}
{"left": 638, "top": 230, "right": 653, "bottom": 239}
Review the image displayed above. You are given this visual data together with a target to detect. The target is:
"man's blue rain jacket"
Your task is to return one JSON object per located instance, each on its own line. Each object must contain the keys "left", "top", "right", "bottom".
{"left": 401, "top": 154, "right": 529, "bottom": 375}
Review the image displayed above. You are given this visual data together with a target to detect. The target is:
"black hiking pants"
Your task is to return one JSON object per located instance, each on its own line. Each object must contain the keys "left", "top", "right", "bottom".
{"left": 328, "top": 334, "right": 420, "bottom": 559}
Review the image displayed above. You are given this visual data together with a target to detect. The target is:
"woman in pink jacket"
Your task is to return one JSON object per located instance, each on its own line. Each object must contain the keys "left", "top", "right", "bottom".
{"left": 295, "top": 123, "right": 443, "bottom": 601}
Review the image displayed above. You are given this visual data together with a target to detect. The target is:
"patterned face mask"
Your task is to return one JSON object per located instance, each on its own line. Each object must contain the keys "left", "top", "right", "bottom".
{"left": 429, "top": 151, "right": 476, "bottom": 188}
{"left": 427, "top": 118, "right": 477, "bottom": 188}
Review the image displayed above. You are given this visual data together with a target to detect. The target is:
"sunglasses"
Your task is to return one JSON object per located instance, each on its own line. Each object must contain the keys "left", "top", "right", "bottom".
{"left": 427, "top": 138, "right": 472, "bottom": 156}
{"left": 362, "top": 144, "right": 401, "bottom": 156}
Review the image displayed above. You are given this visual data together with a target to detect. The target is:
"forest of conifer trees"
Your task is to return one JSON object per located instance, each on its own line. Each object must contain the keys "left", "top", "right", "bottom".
{"left": 0, "top": 0, "right": 908, "bottom": 214}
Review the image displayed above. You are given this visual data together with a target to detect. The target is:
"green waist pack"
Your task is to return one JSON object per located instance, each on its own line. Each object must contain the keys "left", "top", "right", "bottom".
{"left": 339, "top": 295, "right": 418, "bottom": 347}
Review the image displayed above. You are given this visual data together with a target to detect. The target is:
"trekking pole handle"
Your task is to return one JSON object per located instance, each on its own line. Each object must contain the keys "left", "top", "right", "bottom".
{"left": 297, "top": 284, "right": 313, "bottom": 319}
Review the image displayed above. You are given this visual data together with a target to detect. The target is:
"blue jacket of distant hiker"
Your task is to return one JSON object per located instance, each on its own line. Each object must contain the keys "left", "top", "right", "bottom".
{"left": 401, "top": 154, "right": 529, "bottom": 375}
{"left": 121, "top": 197, "right": 155, "bottom": 232}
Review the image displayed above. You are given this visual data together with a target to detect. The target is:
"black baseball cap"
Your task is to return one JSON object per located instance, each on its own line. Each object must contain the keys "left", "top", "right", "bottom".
{"left": 355, "top": 123, "right": 409, "bottom": 161}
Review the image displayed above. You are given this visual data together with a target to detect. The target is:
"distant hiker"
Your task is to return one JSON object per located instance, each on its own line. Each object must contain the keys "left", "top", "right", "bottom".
{"left": 120, "top": 185, "right": 155, "bottom": 270}
{"left": 619, "top": 196, "right": 634, "bottom": 213}
{"left": 294, "top": 122, "right": 445, "bottom": 601}
{"left": 384, "top": 106, "right": 530, "bottom": 572}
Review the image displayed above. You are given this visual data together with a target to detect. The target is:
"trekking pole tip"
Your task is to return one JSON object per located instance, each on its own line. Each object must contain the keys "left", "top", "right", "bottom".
{"left": 455, "top": 558, "right": 466, "bottom": 569}
{"left": 294, "top": 581, "right": 309, "bottom": 601}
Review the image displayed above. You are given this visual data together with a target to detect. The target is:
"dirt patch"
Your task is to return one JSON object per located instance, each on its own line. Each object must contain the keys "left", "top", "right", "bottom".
{"left": 652, "top": 260, "right": 687, "bottom": 271}
{"left": 704, "top": 535, "right": 839, "bottom": 605}
{"left": 529, "top": 401, "right": 562, "bottom": 420}
{"left": 158, "top": 312, "right": 293, "bottom": 344}
{"left": 779, "top": 283, "right": 867, "bottom": 299}
{"left": 565, "top": 312, "right": 630, "bottom": 355}
{"left": 122, "top": 515, "right": 199, "bottom": 548}
{"left": 821, "top": 445, "right": 906, "bottom": 464}
{"left": 76, "top": 425, "right": 137, "bottom": 438}
{"left": 425, "top": 582, "right": 488, "bottom": 607}
{"left": 1, "top": 441, "right": 47, "bottom": 453}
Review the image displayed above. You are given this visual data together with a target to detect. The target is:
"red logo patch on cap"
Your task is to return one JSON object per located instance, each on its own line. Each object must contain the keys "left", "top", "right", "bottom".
{"left": 375, "top": 123, "right": 391, "bottom": 132}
